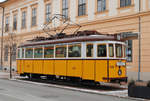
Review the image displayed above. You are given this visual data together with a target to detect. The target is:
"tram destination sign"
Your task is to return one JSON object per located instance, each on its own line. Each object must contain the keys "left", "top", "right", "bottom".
{"left": 116, "top": 32, "right": 138, "bottom": 41}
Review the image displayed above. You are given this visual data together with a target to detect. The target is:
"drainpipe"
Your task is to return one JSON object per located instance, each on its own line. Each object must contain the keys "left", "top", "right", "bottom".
{"left": 0, "top": 6, "right": 5, "bottom": 70}
{"left": 138, "top": 0, "right": 141, "bottom": 81}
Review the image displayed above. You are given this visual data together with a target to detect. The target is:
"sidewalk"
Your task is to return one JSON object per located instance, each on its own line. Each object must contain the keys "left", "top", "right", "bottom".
{"left": 0, "top": 71, "right": 16, "bottom": 79}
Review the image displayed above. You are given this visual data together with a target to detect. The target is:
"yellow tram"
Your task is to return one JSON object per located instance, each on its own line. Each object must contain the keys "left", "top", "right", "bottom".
{"left": 17, "top": 31, "right": 127, "bottom": 83}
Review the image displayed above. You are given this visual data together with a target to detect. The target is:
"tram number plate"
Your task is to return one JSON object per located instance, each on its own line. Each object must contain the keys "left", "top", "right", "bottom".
{"left": 117, "top": 62, "right": 125, "bottom": 66}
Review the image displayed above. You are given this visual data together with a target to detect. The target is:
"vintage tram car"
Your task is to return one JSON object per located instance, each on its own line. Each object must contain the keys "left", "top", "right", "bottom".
{"left": 17, "top": 31, "right": 127, "bottom": 83}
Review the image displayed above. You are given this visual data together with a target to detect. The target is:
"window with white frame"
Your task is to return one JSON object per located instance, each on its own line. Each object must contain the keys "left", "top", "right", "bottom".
{"left": 120, "top": 0, "right": 131, "bottom": 7}
{"left": 97, "top": 44, "right": 107, "bottom": 57}
{"left": 17, "top": 49, "right": 20, "bottom": 58}
{"left": 25, "top": 48, "right": 33, "bottom": 58}
{"left": 34, "top": 47, "right": 43, "bottom": 58}
{"left": 62, "top": 0, "right": 68, "bottom": 19}
{"left": 55, "top": 45, "right": 66, "bottom": 58}
{"left": 97, "top": 0, "right": 106, "bottom": 12}
{"left": 21, "top": 11, "right": 26, "bottom": 29}
{"left": 31, "top": 8, "right": 37, "bottom": 26}
{"left": 78, "top": 0, "right": 86, "bottom": 16}
{"left": 5, "top": 16, "right": 9, "bottom": 32}
{"left": 22, "top": 48, "right": 25, "bottom": 58}
{"left": 109, "top": 44, "right": 114, "bottom": 57}
{"left": 46, "top": 3, "right": 51, "bottom": 22}
{"left": 68, "top": 44, "right": 81, "bottom": 57}
{"left": 44, "top": 46, "right": 54, "bottom": 58}
{"left": 86, "top": 44, "right": 93, "bottom": 57}
{"left": 13, "top": 14, "right": 17, "bottom": 30}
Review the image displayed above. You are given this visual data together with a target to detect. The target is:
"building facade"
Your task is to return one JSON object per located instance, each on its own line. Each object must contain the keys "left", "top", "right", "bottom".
{"left": 0, "top": 0, "right": 150, "bottom": 80}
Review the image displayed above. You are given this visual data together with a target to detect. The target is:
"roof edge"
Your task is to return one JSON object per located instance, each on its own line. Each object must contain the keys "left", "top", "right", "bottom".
{"left": 0, "top": 0, "right": 11, "bottom": 7}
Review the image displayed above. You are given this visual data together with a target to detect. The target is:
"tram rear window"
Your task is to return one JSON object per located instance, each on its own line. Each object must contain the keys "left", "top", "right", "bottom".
{"left": 44, "top": 46, "right": 54, "bottom": 58}
{"left": 25, "top": 48, "right": 33, "bottom": 58}
{"left": 68, "top": 44, "right": 81, "bottom": 57}
{"left": 56, "top": 45, "right": 66, "bottom": 58}
{"left": 109, "top": 44, "right": 114, "bottom": 57}
{"left": 86, "top": 44, "right": 93, "bottom": 57}
{"left": 116, "top": 44, "right": 122, "bottom": 58}
{"left": 97, "top": 44, "right": 107, "bottom": 57}
{"left": 22, "top": 48, "right": 24, "bottom": 58}
{"left": 17, "top": 49, "right": 20, "bottom": 58}
{"left": 34, "top": 48, "right": 43, "bottom": 58}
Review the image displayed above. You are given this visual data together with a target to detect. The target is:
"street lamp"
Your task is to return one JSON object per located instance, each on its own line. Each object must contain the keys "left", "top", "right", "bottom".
{"left": 138, "top": 0, "right": 141, "bottom": 81}
{"left": 0, "top": 6, "right": 5, "bottom": 70}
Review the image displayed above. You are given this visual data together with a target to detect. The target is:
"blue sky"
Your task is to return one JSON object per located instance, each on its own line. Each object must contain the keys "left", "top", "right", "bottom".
{"left": 0, "top": 0, "right": 6, "bottom": 3}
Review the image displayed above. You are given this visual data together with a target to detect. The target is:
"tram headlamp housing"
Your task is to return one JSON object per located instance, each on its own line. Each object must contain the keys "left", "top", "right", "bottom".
{"left": 118, "top": 69, "right": 122, "bottom": 76}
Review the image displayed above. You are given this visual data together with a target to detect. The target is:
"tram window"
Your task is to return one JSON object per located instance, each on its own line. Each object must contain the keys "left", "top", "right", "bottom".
{"left": 97, "top": 44, "right": 107, "bottom": 57}
{"left": 123, "top": 45, "right": 126, "bottom": 58}
{"left": 109, "top": 44, "right": 114, "bottom": 57}
{"left": 86, "top": 44, "right": 93, "bottom": 57}
{"left": 17, "top": 49, "right": 20, "bottom": 58}
{"left": 56, "top": 45, "right": 66, "bottom": 58}
{"left": 44, "top": 46, "right": 54, "bottom": 58}
{"left": 116, "top": 44, "right": 122, "bottom": 58}
{"left": 68, "top": 44, "right": 81, "bottom": 57}
{"left": 25, "top": 48, "right": 33, "bottom": 58}
{"left": 22, "top": 48, "right": 24, "bottom": 58}
{"left": 34, "top": 48, "right": 43, "bottom": 58}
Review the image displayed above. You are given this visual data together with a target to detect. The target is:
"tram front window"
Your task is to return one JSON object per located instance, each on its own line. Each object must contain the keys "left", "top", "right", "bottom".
{"left": 116, "top": 44, "right": 122, "bottom": 58}
{"left": 25, "top": 48, "right": 33, "bottom": 58}
{"left": 109, "top": 44, "right": 114, "bottom": 57}
{"left": 44, "top": 46, "right": 54, "bottom": 58}
{"left": 56, "top": 45, "right": 66, "bottom": 58}
{"left": 86, "top": 44, "right": 93, "bottom": 57}
{"left": 68, "top": 44, "right": 81, "bottom": 57}
{"left": 34, "top": 48, "right": 43, "bottom": 58}
{"left": 97, "top": 44, "right": 107, "bottom": 57}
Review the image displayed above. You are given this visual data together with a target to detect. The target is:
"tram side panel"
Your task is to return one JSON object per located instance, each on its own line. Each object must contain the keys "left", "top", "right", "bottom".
{"left": 32, "top": 60, "right": 43, "bottom": 74}
{"left": 95, "top": 60, "right": 108, "bottom": 82}
{"left": 17, "top": 60, "right": 24, "bottom": 74}
{"left": 17, "top": 60, "right": 23, "bottom": 74}
{"left": 24, "top": 60, "right": 33, "bottom": 73}
{"left": 43, "top": 60, "right": 54, "bottom": 75}
{"left": 82, "top": 60, "right": 95, "bottom": 80}
{"left": 54, "top": 60, "right": 67, "bottom": 76}
{"left": 20, "top": 60, "right": 24, "bottom": 74}
{"left": 67, "top": 60, "right": 82, "bottom": 78}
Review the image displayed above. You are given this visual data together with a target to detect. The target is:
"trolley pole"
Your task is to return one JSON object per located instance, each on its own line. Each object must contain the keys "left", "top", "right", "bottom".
{"left": 138, "top": 0, "right": 141, "bottom": 81}
{"left": 0, "top": 7, "right": 5, "bottom": 70}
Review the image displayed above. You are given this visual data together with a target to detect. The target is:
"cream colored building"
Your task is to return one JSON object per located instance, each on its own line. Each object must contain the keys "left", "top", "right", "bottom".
{"left": 0, "top": 0, "right": 150, "bottom": 80}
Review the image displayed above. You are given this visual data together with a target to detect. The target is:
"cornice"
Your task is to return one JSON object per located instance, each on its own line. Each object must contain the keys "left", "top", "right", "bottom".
{"left": 81, "top": 11, "right": 150, "bottom": 27}
{"left": 0, "top": 0, "right": 20, "bottom": 7}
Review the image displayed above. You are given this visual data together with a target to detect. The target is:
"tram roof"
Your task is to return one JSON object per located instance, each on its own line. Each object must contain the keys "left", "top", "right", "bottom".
{"left": 19, "top": 30, "right": 126, "bottom": 47}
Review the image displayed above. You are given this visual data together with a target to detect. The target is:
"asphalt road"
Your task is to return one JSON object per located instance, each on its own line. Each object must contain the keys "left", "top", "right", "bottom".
{"left": 0, "top": 79, "right": 134, "bottom": 101}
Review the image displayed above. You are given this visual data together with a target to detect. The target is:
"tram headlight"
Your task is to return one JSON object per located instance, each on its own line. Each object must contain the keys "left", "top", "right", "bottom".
{"left": 118, "top": 69, "right": 122, "bottom": 76}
